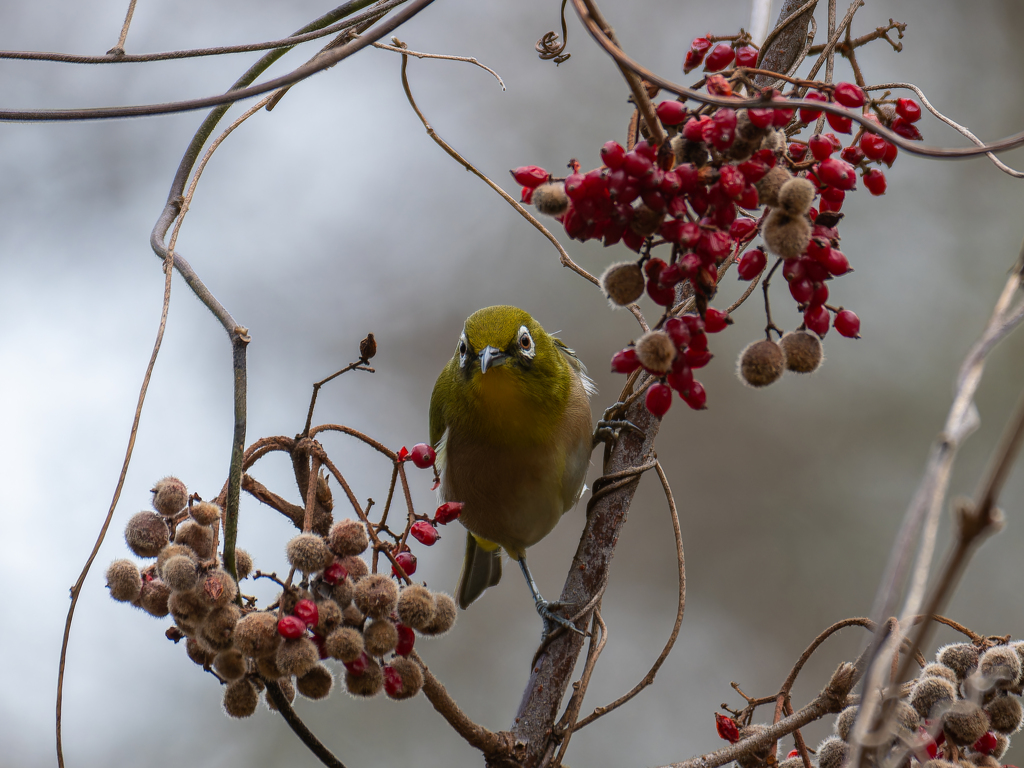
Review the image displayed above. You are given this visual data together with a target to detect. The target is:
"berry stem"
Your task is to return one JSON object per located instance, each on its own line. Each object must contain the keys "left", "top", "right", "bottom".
{"left": 761, "top": 258, "right": 785, "bottom": 340}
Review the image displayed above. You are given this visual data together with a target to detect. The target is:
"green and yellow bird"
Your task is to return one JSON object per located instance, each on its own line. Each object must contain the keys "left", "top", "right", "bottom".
{"left": 429, "top": 306, "right": 595, "bottom": 635}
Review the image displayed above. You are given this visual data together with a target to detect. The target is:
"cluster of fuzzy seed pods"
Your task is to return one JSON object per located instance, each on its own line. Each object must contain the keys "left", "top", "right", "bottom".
{"left": 514, "top": 33, "right": 923, "bottom": 416}
{"left": 716, "top": 640, "right": 1024, "bottom": 768}
{"left": 106, "top": 476, "right": 457, "bottom": 718}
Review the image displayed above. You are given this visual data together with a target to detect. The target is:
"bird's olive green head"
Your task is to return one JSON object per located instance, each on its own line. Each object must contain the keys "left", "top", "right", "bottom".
{"left": 453, "top": 306, "right": 559, "bottom": 382}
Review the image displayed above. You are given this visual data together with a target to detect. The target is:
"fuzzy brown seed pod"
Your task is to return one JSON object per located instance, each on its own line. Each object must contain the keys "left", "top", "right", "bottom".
{"left": 196, "top": 569, "right": 238, "bottom": 610}
{"left": 735, "top": 725, "right": 772, "bottom": 768}
{"left": 635, "top": 331, "right": 677, "bottom": 374}
{"left": 137, "top": 576, "right": 171, "bottom": 617}
{"left": 162, "top": 555, "right": 199, "bottom": 593}
{"left": 991, "top": 733, "right": 1010, "bottom": 759}
{"left": 125, "top": 511, "right": 170, "bottom": 558}
{"left": 316, "top": 473, "right": 334, "bottom": 512}
{"left": 600, "top": 262, "right": 645, "bottom": 308}
{"left": 213, "top": 648, "right": 247, "bottom": 681}
{"left": 777, "top": 759, "right": 804, "bottom": 768}
{"left": 199, "top": 604, "right": 241, "bottom": 652}
{"left": 910, "top": 676, "right": 957, "bottom": 719}
{"left": 338, "top": 555, "right": 369, "bottom": 582}
{"left": 761, "top": 128, "right": 787, "bottom": 155}
{"left": 331, "top": 577, "right": 355, "bottom": 607}
{"left": 354, "top": 574, "right": 399, "bottom": 619}
{"left": 157, "top": 544, "right": 196, "bottom": 578}
{"left": 532, "top": 182, "right": 570, "bottom": 217}
{"left": 763, "top": 209, "right": 811, "bottom": 259}
{"left": 725, "top": 110, "right": 768, "bottom": 162}
{"left": 923, "top": 761, "right": 959, "bottom": 768}
{"left": 223, "top": 678, "right": 259, "bottom": 718}
{"left": 186, "top": 637, "right": 215, "bottom": 667}
{"left": 174, "top": 520, "right": 215, "bottom": 560}
{"left": 278, "top": 588, "right": 311, "bottom": 618}
{"left": 234, "top": 611, "right": 280, "bottom": 658}
{"left": 923, "top": 663, "right": 958, "bottom": 683}
{"left": 276, "top": 636, "right": 319, "bottom": 678}
{"left": 893, "top": 699, "right": 921, "bottom": 734}
{"left": 944, "top": 700, "right": 990, "bottom": 746}
{"left": 738, "top": 339, "right": 786, "bottom": 388}
{"left": 985, "top": 694, "right": 1023, "bottom": 734}
{"left": 314, "top": 599, "right": 343, "bottom": 637}
{"left": 755, "top": 165, "right": 793, "bottom": 208}
{"left": 285, "top": 533, "right": 332, "bottom": 575}
{"left": 345, "top": 658, "right": 384, "bottom": 698}
{"left": 169, "top": 589, "right": 211, "bottom": 631}
{"left": 363, "top": 619, "right": 399, "bottom": 656}
{"left": 629, "top": 204, "right": 664, "bottom": 237}
{"left": 386, "top": 657, "right": 424, "bottom": 700}
{"left": 325, "top": 626, "right": 364, "bottom": 663}
{"left": 834, "top": 705, "right": 858, "bottom": 741}
{"left": 938, "top": 643, "right": 980, "bottom": 680}
{"left": 151, "top": 476, "right": 188, "bottom": 517}
{"left": 296, "top": 664, "right": 334, "bottom": 700}
{"left": 106, "top": 559, "right": 142, "bottom": 602}
{"left": 342, "top": 603, "right": 365, "bottom": 627}
{"left": 256, "top": 653, "right": 286, "bottom": 681}
{"left": 778, "top": 177, "right": 816, "bottom": 217}
{"left": 780, "top": 331, "right": 823, "bottom": 373}
{"left": 816, "top": 735, "right": 849, "bottom": 768}
{"left": 231, "top": 548, "right": 253, "bottom": 581}
{"left": 328, "top": 520, "right": 369, "bottom": 557}
{"left": 419, "top": 592, "right": 457, "bottom": 636}
{"left": 979, "top": 645, "right": 1022, "bottom": 688}
{"left": 190, "top": 501, "right": 222, "bottom": 527}
{"left": 671, "top": 136, "right": 710, "bottom": 168}
{"left": 266, "top": 677, "right": 296, "bottom": 712}
{"left": 974, "top": 756, "right": 1002, "bottom": 768}
{"left": 397, "top": 585, "right": 436, "bottom": 631}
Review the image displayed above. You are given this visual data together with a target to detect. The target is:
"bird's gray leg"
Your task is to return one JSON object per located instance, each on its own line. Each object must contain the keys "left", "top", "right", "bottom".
{"left": 518, "top": 557, "right": 585, "bottom": 640}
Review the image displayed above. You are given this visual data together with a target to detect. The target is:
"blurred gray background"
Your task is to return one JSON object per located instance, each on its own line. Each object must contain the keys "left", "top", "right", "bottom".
{"left": 2, "top": 0, "right": 1024, "bottom": 766}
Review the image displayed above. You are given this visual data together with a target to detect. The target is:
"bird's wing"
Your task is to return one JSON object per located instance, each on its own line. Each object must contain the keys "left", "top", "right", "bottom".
{"left": 428, "top": 363, "right": 452, "bottom": 467}
{"left": 554, "top": 338, "right": 598, "bottom": 398}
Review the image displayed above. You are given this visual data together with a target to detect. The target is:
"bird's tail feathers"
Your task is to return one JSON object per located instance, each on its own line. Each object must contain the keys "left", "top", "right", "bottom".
{"left": 457, "top": 533, "right": 503, "bottom": 609}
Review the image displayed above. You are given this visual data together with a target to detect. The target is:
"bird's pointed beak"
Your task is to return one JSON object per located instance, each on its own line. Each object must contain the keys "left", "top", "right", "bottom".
{"left": 478, "top": 346, "right": 507, "bottom": 374}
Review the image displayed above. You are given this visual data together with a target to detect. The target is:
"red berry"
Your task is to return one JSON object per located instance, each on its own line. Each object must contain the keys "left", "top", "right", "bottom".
{"left": 860, "top": 133, "right": 888, "bottom": 161}
{"left": 816, "top": 158, "right": 857, "bottom": 190}
{"left": 410, "top": 443, "right": 436, "bottom": 469}
{"left": 397, "top": 446, "right": 409, "bottom": 461}
{"left": 747, "top": 107, "right": 774, "bottom": 129}
{"left": 704, "top": 307, "right": 730, "bottom": 333}
{"left": 834, "top": 309, "right": 861, "bottom": 338}
{"left": 392, "top": 550, "right": 417, "bottom": 577}
{"left": 622, "top": 151, "right": 653, "bottom": 178}
{"left": 799, "top": 91, "right": 828, "bottom": 123}
{"left": 395, "top": 624, "right": 415, "bottom": 656}
{"left": 683, "top": 37, "right": 711, "bottom": 73}
{"left": 294, "top": 599, "right": 319, "bottom": 628}
{"left": 707, "top": 108, "right": 738, "bottom": 151}
{"left": 808, "top": 134, "right": 834, "bottom": 161}
{"left": 634, "top": 140, "right": 656, "bottom": 161}
{"left": 738, "top": 185, "right": 759, "bottom": 209}
{"left": 410, "top": 520, "right": 439, "bottom": 546}
{"left": 804, "top": 305, "right": 830, "bottom": 337}
{"left": 667, "top": 365, "right": 693, "bottom": 394}
{"left": 895, "top": 97, "right": 922, "bottom": 123}
{"left": 647, "top": 280, "right": 676, "bottom": 306}
{"left": 511, "top": 166, "right": 549, "bottom": 188}
{"left": 789, "top": 278, "right": 814, "bottom": 304}
{"left": 737, "top": 249, "right": 767, "bottom": 280}
{"left": 601, "top": 140, "right": 627, "bottom": 169}
{"left": 277, "top": 615, "right": 307, "bottom": 639}
{"left": 738, "top": 155, "right": 772, "bottom": 184}
{"left": 645, "top": 382, "right": 673, "bottom": 418}
{"left": 807, "top": 238, "right": 830, "bottom": 263}
{"left": 311, "top": 632, "right": 329, "bottom": 659}
{"left": 833, "top": 82, "right": 865, "bottom": 108}
{"left": 729, "top": 217, "right": 758, "bottom": 241}
{"left": 788, "top": 143, "right": 808, "bottom": 162}
{"left": 811, "top": 281, "right": 829, "bottom": 307}
{"left": 824, "top": 248, "right": 850, "bottom": 276}
{"left": 820, "top": 186, "right": 845, "bottom": 205}
{"left": 973, "top": 731, "right": 998, "bottom": 755}
{"left": 323, "top": 562, "right": 348, "bottom": 585}
{"left": 735, "top": 45, "right": 758, "bottom": 68}
{"left": 681, "top": 380, "right": 707, "bottom": 410}
{"left": 656, "top": 100, "right": 688, "bottom": 126}
{"left": 882, "top": 140, "right": 898, "bottom": 167}
{"left": 825, "top": 111, "right": 853, "bottom": 134}
{"left": 682, "top": 347, "right": 713, "bottom": 368}
{"left": 383, "top": 665, "right": 404, "bottom": 697}
{"left": 344, "top": 651, "right": 370, "bottom": 676}
{"left": 863, "top": 168, "right": 886, "bottom": 196}
{"left": 719, "top": 164, "right": 745, "bottom": 198}
{"left": 622, "top": 228, "right": 646, "bottom": 253}
{"left": 891, "top": 116, "right": 923, "bottom": 141}
{"left": 683, "top": 115, "right": 711, "bottom": 142}
{"left": 716, "top": 713, "right": 741, "bottom": 743}
{"left": 434, "top": 501, "right": 463, "bottom": 524}
{"left": 521, "top": 187, "right": 534, "bottom": 204}
{"left": 840, "top": 145, "right": 865, "bottom": 165}
{"left": 704, "top": 43, "right": 735, "bottom": 72}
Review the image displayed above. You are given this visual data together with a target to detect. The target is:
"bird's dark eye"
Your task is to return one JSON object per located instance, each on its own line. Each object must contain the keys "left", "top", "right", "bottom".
{"left": 459, "top": 341, "right": 467, "bottom": 355}
{"left": 520, "top": 333, "right": 531, "bottom": 350}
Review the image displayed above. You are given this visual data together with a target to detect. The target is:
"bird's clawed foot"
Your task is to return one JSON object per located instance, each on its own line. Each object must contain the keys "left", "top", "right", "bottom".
{"left": 594, "top": 404, "right": 643, "bottom": 446}
{"left": 535, "top": 597, "right": 586, "bottom": 641}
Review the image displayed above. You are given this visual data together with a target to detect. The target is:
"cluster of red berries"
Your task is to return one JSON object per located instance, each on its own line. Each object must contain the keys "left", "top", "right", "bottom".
{"left": 513, "top": 35, "right": 924, "bottom": 416}
{"left": 715, "top": 640, "right": 1024, "bottom": 768}
{"left": 396, "top": 442, "right": 463, "bottom": 571}
{"left": 105, "top": 475, "right": 458, "bottom": 718}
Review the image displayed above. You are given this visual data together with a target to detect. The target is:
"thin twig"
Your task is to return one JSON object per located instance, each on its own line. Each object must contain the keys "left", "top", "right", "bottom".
{"left": 108, "top": 0, "right": 139, "bottom": 55}
{"left": 265, "top": 680, "right": 349, "bottom": 768}
{"left": 551, "top": 606, "right": 608, "bottom": 766}
{"left": 373, "top": 38, "right": 505, "bottom": 89}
